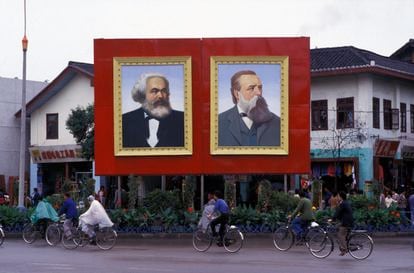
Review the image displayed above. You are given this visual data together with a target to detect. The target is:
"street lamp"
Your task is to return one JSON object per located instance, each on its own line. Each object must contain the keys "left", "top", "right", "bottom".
{"left": 18, "top": 1, "right": 28, "bottom": 208}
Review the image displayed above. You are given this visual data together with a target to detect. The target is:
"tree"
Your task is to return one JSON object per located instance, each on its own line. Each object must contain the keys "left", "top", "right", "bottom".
{"left": 66, "top": 104, "right": 94, "bottom": 160}
{"left": 317, "top": 119, "right": 367, "bottom": 191}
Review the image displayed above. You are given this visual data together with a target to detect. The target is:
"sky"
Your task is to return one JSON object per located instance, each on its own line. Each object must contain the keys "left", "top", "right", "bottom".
{"left": 0, "top": 0, "right": 413, "bottom": 82}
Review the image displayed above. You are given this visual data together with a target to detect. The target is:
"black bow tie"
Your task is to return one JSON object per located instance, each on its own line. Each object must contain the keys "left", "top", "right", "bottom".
{"left": 240, "top": 112, "right": 248, "bottom": 117}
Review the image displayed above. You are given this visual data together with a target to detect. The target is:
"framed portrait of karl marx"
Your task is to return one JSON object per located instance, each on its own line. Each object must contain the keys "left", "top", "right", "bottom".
{"left": 210, "top": 56, "right": 289, "bottom": 155}
{"left": 113, "top": 57, "right": 193, "bottom": 156}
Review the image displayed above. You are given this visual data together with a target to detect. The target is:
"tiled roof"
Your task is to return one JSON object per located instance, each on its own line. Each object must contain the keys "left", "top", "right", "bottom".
{"left": 311, "top": 46, "right": 414, "bottom": 79}
{"left": 68, "top": 61, "right": 94, "bottom": 76}
{"left": 16, "top": 61, "right": 94, "bottom": 117}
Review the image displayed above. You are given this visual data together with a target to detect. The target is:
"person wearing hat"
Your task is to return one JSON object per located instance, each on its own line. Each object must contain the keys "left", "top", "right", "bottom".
{"left": 79, "top": 195, "right": 113, "bottom": 244}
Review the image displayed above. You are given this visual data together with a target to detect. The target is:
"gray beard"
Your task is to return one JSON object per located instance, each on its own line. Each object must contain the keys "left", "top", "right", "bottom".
{"left": 238, "top": 94, "right": 273, "bottom": 124}
{"left": 142, "top": 100, "right": 172, "bottom": 119}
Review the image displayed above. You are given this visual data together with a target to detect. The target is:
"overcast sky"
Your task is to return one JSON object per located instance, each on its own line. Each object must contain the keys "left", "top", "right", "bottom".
{"left": 1, "top": 0, "right": 413, "bottom": 82}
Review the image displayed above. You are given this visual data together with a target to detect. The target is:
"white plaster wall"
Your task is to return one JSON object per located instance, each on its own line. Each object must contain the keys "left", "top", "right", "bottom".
{"left": 30, "top": 75, "right": 94, "bottom": 146}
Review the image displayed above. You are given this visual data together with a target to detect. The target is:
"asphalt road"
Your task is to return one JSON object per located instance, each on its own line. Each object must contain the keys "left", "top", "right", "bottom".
{"left": 1, "top": 235, "right": 413, "bottom": 273}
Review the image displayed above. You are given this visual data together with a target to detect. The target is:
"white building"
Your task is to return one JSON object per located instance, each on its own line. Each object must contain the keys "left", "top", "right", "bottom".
{"left": 310, "top": 39, "right": 414, "bottom": 193}
{"left": 17, "top": 62, "right": 100, "bottom": 196}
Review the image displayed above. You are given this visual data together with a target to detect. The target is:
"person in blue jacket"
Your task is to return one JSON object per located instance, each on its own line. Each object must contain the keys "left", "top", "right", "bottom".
{"left": 209, "top": 191, "right": 230, "bottom": 246}
{"left": 59, "top": 192, "right": 78, "bottom": 239}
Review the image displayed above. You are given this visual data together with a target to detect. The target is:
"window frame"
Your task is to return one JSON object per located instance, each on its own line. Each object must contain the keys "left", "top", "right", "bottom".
{"left": 336, "top": 97, "right": 354, "bottom": 129}
{"left": 400, "top": 103, "right": 406, "bottom": 132}
{"left": 383, "top": 99, "right": 392, "bottom": 130}
{"left": 46, "top": 113, "right": 59, "bottom": 140}
{"left": 311, "top": 99, "right": 328, "bottom": 130}
{"left": 373, "top": 97, "right": 380, "bottom": 129}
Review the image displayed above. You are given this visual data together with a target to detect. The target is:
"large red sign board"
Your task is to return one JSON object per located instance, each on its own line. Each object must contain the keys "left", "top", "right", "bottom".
{"left": 94, "top": 38, "right": 310, "bottom": 175}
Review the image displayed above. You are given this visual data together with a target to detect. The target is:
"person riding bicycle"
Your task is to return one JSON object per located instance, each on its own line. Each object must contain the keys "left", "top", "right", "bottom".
{"left": 79, "top": 195, "right": 113, "bottom": 245}
{"left": 331, "top": 191, "right": 354, "bottom": 256}
{"left": 198, "top": 192, "right": 216, "bottom": 231}
{"left": 58, "top": 192, "right": 78, "bottom": 239}
{"left": 209, "top": 190, "right": 230, "bottom": 247}
{"left": 30, "top": 196, "right": 59, "bottom": 238}
{"left": 288, "top": 190, "right": 315, "bottom": 242}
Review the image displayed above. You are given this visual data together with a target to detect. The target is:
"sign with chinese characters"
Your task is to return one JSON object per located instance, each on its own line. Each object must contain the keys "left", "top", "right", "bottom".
{"left": 29, "top": 145, "right": 86, "bottom": 163}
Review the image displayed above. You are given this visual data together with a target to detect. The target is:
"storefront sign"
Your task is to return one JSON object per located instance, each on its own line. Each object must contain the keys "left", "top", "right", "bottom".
{"left": 374, "top": 140, "right": 399, "bottom": 158}
{"left": 30, "top": 145, "right": 86, "bottom": 163}
{"left": 402, "top": 146, "right": 414, "bottom": 159}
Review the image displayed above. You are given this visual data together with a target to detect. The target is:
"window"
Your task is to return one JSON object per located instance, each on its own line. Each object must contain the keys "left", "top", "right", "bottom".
{"left": 311, "top": 100, "right": 328, "bottom": 130}
{"left": 401, "top": 103, "right": 406, "bottom": 132}
{"left": 392, "top": 109, "right": 399, "bottom": 130}
{"left": 411, "top": 105, "right": 414, "bottom": 133}
{"left": 337, "top": 97, "right": 354, "bottom": 129}
{"left": 46, "top": 113, "right": 58, "bottom": 139}
{"left": 373, "top": 97, "right": 380, "bottom": 129}
{"left": 383, "top": 99, "right": 392, "bottom": 130}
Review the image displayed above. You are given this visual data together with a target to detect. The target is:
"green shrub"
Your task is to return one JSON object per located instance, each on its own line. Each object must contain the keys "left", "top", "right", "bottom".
{"left": 0, "top": 206, "right": 32, "bottom": 226}
{"left": 230, "top": 205, "right": 262, "bottom": 226}
{"left": 143, "top": 189, "right": 182, "bottom": 215}
{"left": 268, "top": 191, "right": 299, "bottom": 213}
{"left": 256, "top": 179, "right": 272, "bottom": 212}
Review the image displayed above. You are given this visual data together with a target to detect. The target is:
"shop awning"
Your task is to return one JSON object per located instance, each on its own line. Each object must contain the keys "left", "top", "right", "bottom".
{"left": 374, "top": 139, "right": 400, "bottom": 158}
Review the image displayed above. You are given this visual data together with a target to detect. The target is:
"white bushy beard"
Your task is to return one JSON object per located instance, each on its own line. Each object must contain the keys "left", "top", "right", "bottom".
{"left": 142, "top": 98, "right": 172, "bottom": 119}
{"left": 238, "top": 92, "right": 273, "bottom": 124}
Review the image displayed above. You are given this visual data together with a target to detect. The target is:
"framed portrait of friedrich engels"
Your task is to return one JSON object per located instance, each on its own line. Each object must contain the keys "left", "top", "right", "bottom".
{"left": 210, "top": 56, "right": 289, "bottom": 155}
{"left": 113, "top": 57, "right": 193, "bottom": 156}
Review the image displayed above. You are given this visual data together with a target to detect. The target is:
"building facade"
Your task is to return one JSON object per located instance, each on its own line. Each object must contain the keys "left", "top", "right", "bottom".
{"left": 19, "top": 62, "right": 99, "bottom": 196}
{"left": 310, "top": 40, "right": 414, "bottom": 194}
{"left": 0, "top": 76, "right": 46, "bottom": 193}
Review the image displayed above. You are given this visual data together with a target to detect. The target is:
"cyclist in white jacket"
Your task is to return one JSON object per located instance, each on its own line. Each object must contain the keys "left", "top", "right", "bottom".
{"left": 79, "top": 195, "right": 113, "bottom": 244}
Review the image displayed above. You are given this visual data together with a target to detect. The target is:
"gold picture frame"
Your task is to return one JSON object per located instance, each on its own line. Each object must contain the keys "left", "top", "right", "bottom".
{"left": 210, "top": 56, "right": 289, "bottom": 155}
{"left": 113, "top": 57, "right": 192, "bottom": 156}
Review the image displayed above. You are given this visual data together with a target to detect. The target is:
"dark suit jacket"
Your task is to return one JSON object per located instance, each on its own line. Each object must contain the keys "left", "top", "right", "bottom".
{"left": 122, "top": 108, "right": 184, "bottom": 147}
{"left": 218, "top": 106, "right": 280, "bottom": 146}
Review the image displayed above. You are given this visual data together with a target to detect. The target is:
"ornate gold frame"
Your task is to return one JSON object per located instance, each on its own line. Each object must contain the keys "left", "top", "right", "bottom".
{"left": 113, "top": 57, "right": 192, "bottom": 156}
{"left": 210, "top": 56, "right": 289, "bottom": 155}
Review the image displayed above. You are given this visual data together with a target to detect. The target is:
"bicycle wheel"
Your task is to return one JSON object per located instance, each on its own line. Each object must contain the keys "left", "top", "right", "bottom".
{"left": 96, "top": 227, "right": 117, "bottom": 250}
{"left": 0, "top": 227, "right": 4, "bottom": 246}
{"left": 192, "top": 228, "right": 213, "bottom": 252}
{"left": 61, "top": 226, "right": 80, "bottom": 249}
{"left": 307, "top": 232, "right": 334, "bottom": 259}
{"left": 305, "top": 227, "right": 325, "bottom": 242}
{"left": 45, "top": 224, "right": 61, "bottom": 246}
{"left": 348, "top": 232, "right": 373, "bottom": 260}
{"left": 223, "top": 228, "right": 244, "bottom": 253}
{"left": 273, "top": 227, "right": 294, "bottom": 251}
{"left": 22, "top": 223, "right": 37, "bottom": 244}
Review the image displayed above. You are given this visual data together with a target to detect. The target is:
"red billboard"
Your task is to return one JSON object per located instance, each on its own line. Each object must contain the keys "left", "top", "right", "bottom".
{"left": 94, "top": 38, "right": 310, "bottom": 175}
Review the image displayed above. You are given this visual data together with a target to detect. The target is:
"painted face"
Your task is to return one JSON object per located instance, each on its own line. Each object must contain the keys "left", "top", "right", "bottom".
{"left": 145, "top": 77, "right": 169, "bottom": 105}
{"left": 235, "top": 74, "right": 263, "bottom": 102}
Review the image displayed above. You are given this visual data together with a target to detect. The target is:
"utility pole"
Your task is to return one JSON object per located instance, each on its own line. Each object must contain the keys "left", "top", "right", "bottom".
{"left": 18, "top": 0, "right": 28, "bottom": 208}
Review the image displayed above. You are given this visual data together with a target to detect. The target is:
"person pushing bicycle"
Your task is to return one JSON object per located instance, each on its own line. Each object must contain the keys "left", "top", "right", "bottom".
{"left": 288, "top": 190, "right": 315, "bottom": 242}
{"left": 209, "top": 190, "right": 230, "bottom": 247}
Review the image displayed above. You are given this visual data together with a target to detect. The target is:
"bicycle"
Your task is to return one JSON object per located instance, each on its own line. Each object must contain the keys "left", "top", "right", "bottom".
{"left": 22, "top": 219, "right": 52, "bottom": 244}
{"left": 272, "top": 218, "right": 324, "bottom": 251}
{"left": 45, "top": 218, "right": 64, "bottom": 246}
{"left": 63, "top": 224, "right": 117, "bottom": 250}
{"left": 0, "top": 224, "right": 4, "bottom": 246}
{"left": 308, "top": 221, "right": 374, "bottom": 260}
{"left": 192, "top": 223, "right": 244, "bottom": 253}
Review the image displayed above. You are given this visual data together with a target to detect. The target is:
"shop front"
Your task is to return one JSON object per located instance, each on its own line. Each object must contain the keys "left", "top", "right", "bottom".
{"left": 29, "top": 145, "right": 92, "bottom": 196}
{"left": 373, "top": 139, "right": 400, "bottom": 192}
{"left": 311, "top": 158, "right": 359, "bottom": 193}
{"left": 401, "top": 145, "right": 414, "bottom": 192}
